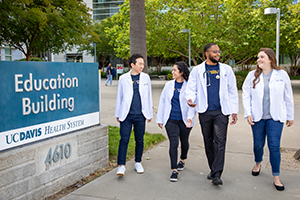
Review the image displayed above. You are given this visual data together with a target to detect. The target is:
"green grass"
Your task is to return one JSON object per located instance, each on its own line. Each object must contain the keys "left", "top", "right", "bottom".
{"left": 108, "top": 126, "right": 167, "bottom": 163}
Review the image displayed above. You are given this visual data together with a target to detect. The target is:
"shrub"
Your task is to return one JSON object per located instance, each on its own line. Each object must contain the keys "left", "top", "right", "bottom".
{"left": 101, "top": 72, "right": 106, "bottom": 78}
{"left": 167, "top": 73, "right": 173, "bottom": 80}
{"left": 159, "top": 69, "right": 171, "bottom": 75}
{"left": 236, "top": 75, "right": 246, "bottom": 90}
{"left": 15, "top": 57, "right": 44, "bottom": 62}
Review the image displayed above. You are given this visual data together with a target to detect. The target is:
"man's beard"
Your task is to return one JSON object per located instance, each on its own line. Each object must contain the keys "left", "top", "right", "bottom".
{"left": 209, "top": 54, "right": 219, "bottom": 64}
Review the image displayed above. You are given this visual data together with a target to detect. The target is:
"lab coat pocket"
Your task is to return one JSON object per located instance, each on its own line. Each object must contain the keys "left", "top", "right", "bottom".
{"left": 273, "top": 80, "right": 284, "bottom": 95}
{"left": 142, "top": 83, "right": 149, "bottom": 97}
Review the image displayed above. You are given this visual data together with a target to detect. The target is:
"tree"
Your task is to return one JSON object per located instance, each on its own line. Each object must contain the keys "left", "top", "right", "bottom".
{"left": 80, "top": 19, "right": 115, "bottom": 68}
{"left": 0, "top": 0, "right": 92, "bottom": 61}
{"left": 279, "top": 1, "right": 300, "bottom": 75}
{"left": 105, "top": 0, "right": 300, "bottom": 71}
{"left": 129, "top": 0, "right": 148, "bottom": 73}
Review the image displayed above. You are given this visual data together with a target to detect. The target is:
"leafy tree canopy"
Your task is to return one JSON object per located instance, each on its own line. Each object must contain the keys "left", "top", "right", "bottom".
{"left": 0, "top": 0, "right": 92, "bottom": 61}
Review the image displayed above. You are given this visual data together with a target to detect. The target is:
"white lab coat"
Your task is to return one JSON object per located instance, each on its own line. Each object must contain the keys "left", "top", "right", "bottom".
{"left": 185, "top": 61, "right": 239, "bottom": 115}
{"left": 156, "top": 80, "right": 196, "bottom": 127}
{"left": 115, "top": 71, "right": 153, "bottom": 122}
{"left": 242, "top": 69, "right": 294, "bottom": 123}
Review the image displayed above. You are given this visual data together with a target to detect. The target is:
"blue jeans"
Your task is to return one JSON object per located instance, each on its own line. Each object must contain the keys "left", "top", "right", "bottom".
{"left": 117, "top": 114, "right": 146, "bottom": 165}
{"left": 251, "top": 119, "right": 283, "bottom": 176}
{"left": 105, "top": 75, "right": 112, "bottom": 85}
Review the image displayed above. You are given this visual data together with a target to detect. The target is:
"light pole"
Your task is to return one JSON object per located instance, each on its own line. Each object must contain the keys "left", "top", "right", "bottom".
{"left": 180, "top": 29, "right": 191, "bottom": 69}
{"left": 94, "top": 43, "right": 97, "bottom": 63}
{"left": 264, "top": 7, "right": 280, "bottom": 66}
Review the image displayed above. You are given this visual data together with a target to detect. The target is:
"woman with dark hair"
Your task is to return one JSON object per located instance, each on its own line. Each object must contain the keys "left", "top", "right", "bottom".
{"left": 242, "top": 48, "right": 294, "bottom": 191}
{"left": 156, "top": 61, "right": 196, "bottom": 182}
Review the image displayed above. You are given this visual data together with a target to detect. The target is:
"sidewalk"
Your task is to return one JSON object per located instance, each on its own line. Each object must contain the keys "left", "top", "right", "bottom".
{"left": 61, "top": 79, "right": 300, "bottom": 200}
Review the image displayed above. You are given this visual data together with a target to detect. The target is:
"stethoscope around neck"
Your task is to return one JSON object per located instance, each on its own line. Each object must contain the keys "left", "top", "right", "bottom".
{"left": 203, "top": 70, "right": 220, "bottom": 87}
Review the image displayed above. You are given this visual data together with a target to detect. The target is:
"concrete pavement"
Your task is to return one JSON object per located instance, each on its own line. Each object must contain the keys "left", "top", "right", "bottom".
{"left": 60, "top": 79, "right": 300, "bottom": 200}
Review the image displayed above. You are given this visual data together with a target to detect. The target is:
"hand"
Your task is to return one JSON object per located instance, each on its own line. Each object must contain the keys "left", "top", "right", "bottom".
{"left": 147, "top": 119, "right": 152, "bottom": 123}
{"left": 158, "top": 123, "right": 163, "bottom": 129}
{"left": 286, "top": 120, "right": 294, "bottom": 127}
{"left": 247, "top": 115, "right": 254, "bottom": 125}
{"left": 187, "top": 99, "right": 197, "bottom": 107}
{"left": 116, "top": 117, "right": 120, "bottom": 123}
{"left": 230, "top": 113, "right": 238, "bottom": 125}
{"left": 186, "top": 119, "right": 192, "bottom": 128}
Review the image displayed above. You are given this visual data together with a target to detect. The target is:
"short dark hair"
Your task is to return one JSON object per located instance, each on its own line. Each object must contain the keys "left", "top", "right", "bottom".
{"left": 174, "top": 61, "right": 190, "bottom": 81}
{"left": 204, "top": 43, "right": 217, "bottom": 53}
{"left": 128, "top": 54, "right": 143, "bottom": 68}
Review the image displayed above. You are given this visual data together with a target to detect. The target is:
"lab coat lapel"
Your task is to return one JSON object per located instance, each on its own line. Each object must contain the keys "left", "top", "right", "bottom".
{"left": 269, "top": 69, "right": 279, "bottom": 83}
{"left": 126, "top": 72, "right": 133, "bottom": 96}
{"left": 199, "top": 62, "right": 207, "bottom": 98}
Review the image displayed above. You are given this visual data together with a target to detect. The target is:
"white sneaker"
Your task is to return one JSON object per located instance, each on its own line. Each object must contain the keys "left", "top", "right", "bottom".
{"left": 134, "top": 162, "right": 144, "bottom": 174}
{"left": 116, "top": 166, "right": 126, "bottom": 176}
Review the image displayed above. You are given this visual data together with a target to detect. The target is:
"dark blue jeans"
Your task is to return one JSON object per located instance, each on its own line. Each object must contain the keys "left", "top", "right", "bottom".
{"left": 117, "top": 114, "right": 146, "bottom": 165}
{"left": 251, "top": 119, "right": 283, "bottom": 176}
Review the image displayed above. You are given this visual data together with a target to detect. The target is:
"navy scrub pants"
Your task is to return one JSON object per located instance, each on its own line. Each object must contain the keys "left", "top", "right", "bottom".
{"left": 198, "top": 110, "right": 229, "bottom": 177}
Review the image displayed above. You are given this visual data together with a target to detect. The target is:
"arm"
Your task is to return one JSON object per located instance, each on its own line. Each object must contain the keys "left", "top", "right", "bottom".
{"left": 147, "top": 75, "right": 153, "bottom": 122}
{"left": 185, "top": 68, "right": 198, "bottom": 107}
{"left": 156, "top": 83, "right": 167, "bottom": 128}
{"left": 283, "top": 71, "right": 294, "bottom": 126}
{"left": 227, "top": 68, "right": 239, "bottom": 115}
{"left": 242, "top": 72, "right": 254, "bottom": 125}
{"left": 115, "top": 77, "right": 123, "bottom": 121}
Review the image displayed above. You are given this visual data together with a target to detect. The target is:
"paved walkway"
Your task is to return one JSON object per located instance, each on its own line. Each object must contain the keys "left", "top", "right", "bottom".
{"left": 61, "top": 79, "right": 300, "bottom": 200}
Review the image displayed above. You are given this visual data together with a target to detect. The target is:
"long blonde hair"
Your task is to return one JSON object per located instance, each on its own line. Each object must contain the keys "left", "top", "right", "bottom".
{"left": 252, "top": 48, "right": 281, "bottom": 88}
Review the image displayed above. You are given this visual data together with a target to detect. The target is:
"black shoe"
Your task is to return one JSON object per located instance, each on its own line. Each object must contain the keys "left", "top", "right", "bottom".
{"left": 274, "top": 183, "right": 285, "bottom": 191}
{"left": 252, "top": 166, "right": 261, "bottom": 176}
{"left": 212, "top": 174, "right": 223, "bottom": 185}
{"left": 170, "top": 171, "right": 178, "bottom": 182}
{"left": 207, "top": 172, "right": 212, "bottom": 180}
{"left": 177, "top": 161, "right": 185, "bottom": 171}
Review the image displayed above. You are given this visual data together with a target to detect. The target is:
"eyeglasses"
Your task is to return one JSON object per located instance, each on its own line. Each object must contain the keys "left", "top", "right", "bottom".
{"left": 207, "top": 50, "right": 222, "bottom": 54}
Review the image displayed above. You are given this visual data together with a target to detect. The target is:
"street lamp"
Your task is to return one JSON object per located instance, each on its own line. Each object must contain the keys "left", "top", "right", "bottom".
{"left": 180, "top": 29, "right": 191, "bottom": 69}
{"left": 94, "top": 43, "right": 97, "bottom": 63}
{"left": 264, "top": 7, "right": 280, "bottom": 66}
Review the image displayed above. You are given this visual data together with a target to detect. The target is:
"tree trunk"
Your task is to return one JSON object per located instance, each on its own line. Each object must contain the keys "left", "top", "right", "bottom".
{"left": 129, "top": 0, "right": 148, "bottom": 73}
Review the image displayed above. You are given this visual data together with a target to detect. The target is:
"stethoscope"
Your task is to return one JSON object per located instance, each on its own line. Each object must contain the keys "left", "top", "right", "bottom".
{"left": 203, "top": 70, "right": 220, "bottom": 87}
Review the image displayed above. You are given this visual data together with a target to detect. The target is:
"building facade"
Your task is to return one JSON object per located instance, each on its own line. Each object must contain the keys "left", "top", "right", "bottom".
{"left": 93, "top": 0, "right": 124, "bottom": 21}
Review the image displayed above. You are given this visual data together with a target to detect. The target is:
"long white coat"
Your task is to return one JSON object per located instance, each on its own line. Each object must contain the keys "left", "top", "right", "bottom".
{"left": 115, "top": 71, "right": 153, "bottom": 122}
{"left": 242, "top": 69, "right": 294, "bottom": 123}
{"left": 156, "top": 80, "right": 196, "bottom": 127}
{"left": 185, "top": 61, "right": 239, "bottom": 115}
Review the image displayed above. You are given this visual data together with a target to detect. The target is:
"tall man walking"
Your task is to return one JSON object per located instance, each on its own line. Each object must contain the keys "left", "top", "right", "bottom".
{"left": 115, "top": 54, "right": 153, "bottom": 176}
{"left": 185, "top": 43, "right": 238, "bottom": 185}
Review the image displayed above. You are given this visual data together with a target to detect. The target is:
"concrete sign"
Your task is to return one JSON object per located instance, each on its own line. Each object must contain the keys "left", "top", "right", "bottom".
{"left": 0, "top": 61, "right": 100, "bottom": 151}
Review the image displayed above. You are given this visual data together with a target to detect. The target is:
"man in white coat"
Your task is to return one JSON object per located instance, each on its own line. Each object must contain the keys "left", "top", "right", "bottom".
{"left": 185, "top": 43, "right": 238, "bottom": 185}
{"left": 115, "top": 54, "right": 153, "bottom": 176}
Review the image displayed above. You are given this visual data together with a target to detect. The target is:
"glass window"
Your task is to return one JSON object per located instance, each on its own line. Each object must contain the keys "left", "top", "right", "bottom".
{"left": 94, "top": 14, "right": 111, "bottom": 20}
{"left": 66, "top": 54, "right": 83, "bottom": 62}
{"left": 5, "top": 47, "right": 11, "bottom": 55}
{"left": 93, "top": 0, "right": 122, "bottom": 3}
{"left": 5, "top": 56, "right": 12, "bottom": 61}
{"left": 5, "top": 47, "right": 12, "bottom": 61}
{"left": 93, "top": 2, "right": 123, "bottom": 9}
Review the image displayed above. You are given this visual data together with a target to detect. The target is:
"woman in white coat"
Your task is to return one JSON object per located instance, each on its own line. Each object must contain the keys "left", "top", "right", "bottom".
{"left": 156, "top": 61, "right": 196, "bottom": 182}
{"left": 242, "top": 48, "right": 294, "bottom": 191}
